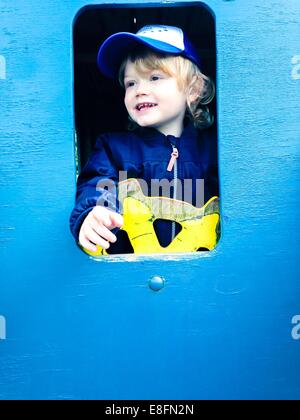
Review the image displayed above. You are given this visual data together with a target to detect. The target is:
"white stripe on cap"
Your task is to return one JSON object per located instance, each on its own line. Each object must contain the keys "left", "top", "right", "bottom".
{"left": 137, "top": 25, "right": 184, "bottom": 51}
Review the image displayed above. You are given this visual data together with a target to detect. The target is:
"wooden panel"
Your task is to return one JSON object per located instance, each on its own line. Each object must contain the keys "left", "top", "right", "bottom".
{"left": 0, "top": 0, "right": 300, "bottom": 399}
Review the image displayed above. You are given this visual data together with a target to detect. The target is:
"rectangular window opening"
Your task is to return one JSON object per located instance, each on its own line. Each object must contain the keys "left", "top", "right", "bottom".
{"left": 72, "top": 3, "right": 220, "bottom": 258}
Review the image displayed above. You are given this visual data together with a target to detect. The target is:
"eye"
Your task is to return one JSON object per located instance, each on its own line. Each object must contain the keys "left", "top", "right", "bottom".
{"left": 125, "top": 80, "right": 136, "bottom": 89}
{"left": 150, "top": 74, "right": 162, "bottom": 82}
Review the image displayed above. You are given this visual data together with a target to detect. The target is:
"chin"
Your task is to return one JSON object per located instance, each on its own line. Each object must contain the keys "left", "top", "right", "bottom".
{"left": 136, "top": 120, "right": 155, "bottom": 128}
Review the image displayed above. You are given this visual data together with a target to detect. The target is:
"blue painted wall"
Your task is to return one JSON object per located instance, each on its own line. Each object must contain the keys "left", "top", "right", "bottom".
{"left": 0, "top": 0, "right": 300, "bottom": 399}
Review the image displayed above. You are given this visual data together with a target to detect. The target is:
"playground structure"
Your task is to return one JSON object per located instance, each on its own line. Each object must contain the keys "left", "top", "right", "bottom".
{"left": 0, "top": 0, "right": 300, "bottom": 399}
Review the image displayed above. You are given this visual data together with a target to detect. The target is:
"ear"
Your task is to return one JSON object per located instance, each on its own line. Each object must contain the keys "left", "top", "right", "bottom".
{"left": 189, "top": 90, "right": 199, "bottom": 104}
{"left": 188, "top": 76, "right": 204, "bottom": 103}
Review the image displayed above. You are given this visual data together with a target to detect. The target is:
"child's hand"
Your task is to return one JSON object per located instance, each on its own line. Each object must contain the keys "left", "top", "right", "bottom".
{"left": 79, "top": 206, "right": 124, "bottom": 253}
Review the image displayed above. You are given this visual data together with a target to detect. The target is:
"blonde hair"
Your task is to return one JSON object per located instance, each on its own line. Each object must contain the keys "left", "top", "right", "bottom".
{"left": 119, "top": 48, "right": 215, "bottom": 129}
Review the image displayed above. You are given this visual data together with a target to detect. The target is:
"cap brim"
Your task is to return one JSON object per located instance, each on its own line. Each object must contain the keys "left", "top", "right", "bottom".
{"left": 97, "top": 32, "right": 182, "bottom": 80}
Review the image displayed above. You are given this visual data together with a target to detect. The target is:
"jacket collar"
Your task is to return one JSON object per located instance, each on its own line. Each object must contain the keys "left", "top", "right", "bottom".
{"left": 135, "top": 121, "right": 198, "bottom": 145}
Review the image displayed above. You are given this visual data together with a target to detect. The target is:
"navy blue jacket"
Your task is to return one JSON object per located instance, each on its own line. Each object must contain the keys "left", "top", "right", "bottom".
{"left": 70, "top": 122, "right": 218, "bottom": 253}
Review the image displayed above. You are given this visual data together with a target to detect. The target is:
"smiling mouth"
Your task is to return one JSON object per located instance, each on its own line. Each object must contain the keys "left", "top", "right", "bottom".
{"left": 135, "top": 103, "right": 158, "bottom": 111}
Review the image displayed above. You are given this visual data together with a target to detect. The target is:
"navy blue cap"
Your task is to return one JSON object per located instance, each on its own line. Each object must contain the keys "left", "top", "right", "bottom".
{"left": 97, "top": 25, "right": 201, "bottom": 80}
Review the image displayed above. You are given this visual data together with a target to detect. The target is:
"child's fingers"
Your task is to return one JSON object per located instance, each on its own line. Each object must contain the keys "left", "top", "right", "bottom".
{"left": 84, "top": 226, "right": 110, "bottom": 249}
{"left": 90, "top": 220, "right": 117, "bottom": 243}
{"left": 91, "top": 206, "right": 123, "bottom": 229}
{"left": 91, "top": 206, "right": 113, "bottom": 228}
{"left": 78, "top": 228, "right": 98, "bottom": 252}
{"left": 109, "top": 212, "right": 124, "bottom": 228}
{"left": 79, "top": 235, "right": 97, "bottom": 253}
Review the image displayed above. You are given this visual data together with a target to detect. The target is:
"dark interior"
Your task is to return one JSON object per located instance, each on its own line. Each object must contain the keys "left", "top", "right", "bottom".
{"left": 73, "top": 3, "right": 217, "bottom": 171}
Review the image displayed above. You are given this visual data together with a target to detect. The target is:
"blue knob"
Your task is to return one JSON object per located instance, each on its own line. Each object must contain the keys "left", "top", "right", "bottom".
{"left": 149, "top": 276, "right": 165, "bottom": 291}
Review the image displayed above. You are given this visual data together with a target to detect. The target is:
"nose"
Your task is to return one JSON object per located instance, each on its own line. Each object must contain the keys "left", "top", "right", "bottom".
{"left": 135, "top": 80, "right": 149, "bottom": 97}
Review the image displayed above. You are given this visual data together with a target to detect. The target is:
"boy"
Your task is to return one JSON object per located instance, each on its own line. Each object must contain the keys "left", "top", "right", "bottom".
{"left": 70, "top": 25, "right": 219, "bottom": 255}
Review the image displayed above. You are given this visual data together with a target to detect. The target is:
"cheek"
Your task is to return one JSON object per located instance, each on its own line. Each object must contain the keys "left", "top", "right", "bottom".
{"left": 124, "top": 94, "right": 131, "bottom": 112}
{"left": 174, "top": 93, "right": 188, "bottom": 110}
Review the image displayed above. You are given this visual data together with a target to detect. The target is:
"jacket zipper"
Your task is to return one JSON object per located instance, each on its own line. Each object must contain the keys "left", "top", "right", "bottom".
{"left": 167, "top": 143, "right": 179, "bottom": 241}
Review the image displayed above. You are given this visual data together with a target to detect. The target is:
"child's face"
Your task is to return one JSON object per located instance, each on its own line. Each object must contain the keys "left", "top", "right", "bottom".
{"left": 123, "top": 60, "right": 188, "bottom": 137}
